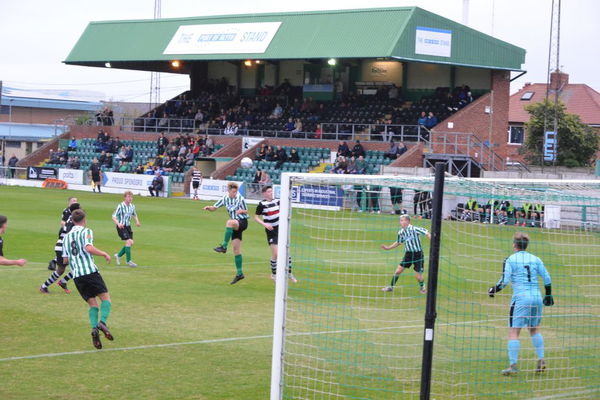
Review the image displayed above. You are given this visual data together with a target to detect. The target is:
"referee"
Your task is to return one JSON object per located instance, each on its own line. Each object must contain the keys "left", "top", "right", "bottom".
{"left": 381, "top": 214, "right": 431, "bottom": 293}
{"left": 62, "top": 209, "right": 113, "bottom": 349}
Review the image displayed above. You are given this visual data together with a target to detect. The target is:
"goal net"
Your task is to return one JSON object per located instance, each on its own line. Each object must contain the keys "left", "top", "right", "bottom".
{"left": 271, "top": 173, "right": 600, "bottom": 400}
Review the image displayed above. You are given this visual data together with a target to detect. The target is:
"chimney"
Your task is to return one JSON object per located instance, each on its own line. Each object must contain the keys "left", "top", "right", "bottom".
{"left": 550, "top": 70, "right": 569, "bottom": 90}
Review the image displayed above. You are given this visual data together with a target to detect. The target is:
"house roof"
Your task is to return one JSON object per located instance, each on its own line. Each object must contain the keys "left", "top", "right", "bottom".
{"left": 510, "top": 83, "right": 600, "bottom": 126}
{"left": 65, "top": 7, "right": 525, "bottom": 73}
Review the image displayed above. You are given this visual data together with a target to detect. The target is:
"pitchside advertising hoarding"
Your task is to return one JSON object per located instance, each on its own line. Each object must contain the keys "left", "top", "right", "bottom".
{"left": 190, "top": 179, "right": 245, "bottom": 200}
{"left": 58, "top": 169, "right": 84, "bottom": 185}
{"left": 103, "top": 172, "right": 170, "bottom": 197}
{"left": 163, "top": 22, "right": 282, "bottom": 55}
{"left": 27, "top": 166, "right": 57, "bottom": 180}
{"left": 292, "top": 184, "right": 344, "bottom": 208}
{"left": 415, "top": 26, "right": 452, "bottom": 58}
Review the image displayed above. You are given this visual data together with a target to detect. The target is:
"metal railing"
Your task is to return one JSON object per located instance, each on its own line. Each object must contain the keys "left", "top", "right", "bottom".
{"left": 119, "top": 117, "right": 430, "bottom": 143}
{"left": 430, "top": 131, "right": 505, "bottom": 171}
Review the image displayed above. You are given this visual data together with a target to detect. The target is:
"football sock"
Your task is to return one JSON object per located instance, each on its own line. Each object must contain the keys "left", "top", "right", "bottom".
{"left": 418, "top": 280, "right": 425, "bottom": 288}
{"left": 42, "top": 271, "right": 61, "bottom": 288}
{"left": 118, "top": 246, "right": 127, "bottom": 257}
{"left": 89, "top": 307, "right": 99, "bottom": 329}
{"left": 508, "top": 339, "right": 520, "bottom": 365}
{"left": 222, "top": 228, "right": 233, "bottom": 249}
{"left": 531, "top": 333, "right": 544, "bottom": 359}
{"left": 235, "top": 254, "right": 243, "bottom": 275}
{"left": 125, "top": 246, "right": 131, "bottom": 262}
{"left": 390, "top": 274, "right": 400, "bottom": 287}
{"left": 100, "top": 301, "right": 111, "bottom": 323}
{"left": 288, "top": 256, "right": 293, "bottom": 273}
{"left": 60, "top": 272, "right": 74, "bottom": 285}
{"left": 270, "top": 259, "right": 277, "bottom": 275}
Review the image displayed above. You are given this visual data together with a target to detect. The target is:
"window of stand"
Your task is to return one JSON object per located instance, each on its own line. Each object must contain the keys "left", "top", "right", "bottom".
{"left": 508, "top": 126, "right": 524, "bottom": 144}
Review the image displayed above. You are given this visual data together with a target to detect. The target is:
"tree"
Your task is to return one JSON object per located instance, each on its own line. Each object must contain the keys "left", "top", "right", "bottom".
{"left": 524, "top": 100, "right": 598, "bottom": 167}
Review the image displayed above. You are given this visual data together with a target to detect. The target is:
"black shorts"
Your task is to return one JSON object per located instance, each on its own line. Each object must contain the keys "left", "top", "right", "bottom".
{"left": 192, "top": 181, "right": 200, "bottom": 189}
{"left": 400, "top": 251, "right": 424, "bottom": 273}
{"left": 389, "top": 187, "right": 403, "bottom": 205}
{"left": 55, "top": 250, "right": 67, "bottom": 268}
{"left": 232, "top": 219, "right": 248, "bottom": 241}
{"left": 92, "top": 175, "right": 101, "bottom": 183}
{"left": 74, "top": 272, "right": 108, "bottom": 301}
{"left": 117, "top": 225, "right": 133, "bottom": 240}
{"left": 266, "top": 227, "right": 279, "bottom": 245}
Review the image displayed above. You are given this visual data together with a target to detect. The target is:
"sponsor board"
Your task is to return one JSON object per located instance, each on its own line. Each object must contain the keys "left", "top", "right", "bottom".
{"left": 242, "top": 137, "right": 263, "bottom": 152}
{"left": 297, "top": 184, "right": 343, "bottom": 207}
{"left": 27, "top": 166, "right": 58, "bottom": 180}
{"left": 191, "top": 179, "right": 244, "bottom": 200}
{"left": 103, "top": 172, "right": 170, "bottom": 197}
{"left": 164, "top": 22, "right": 282, "bottom": 55}
{"left": 415, "top": 26, "right": 452, "bottom": 57}
{"left": 58, "top": 169, "right": 84, "bottom": 185}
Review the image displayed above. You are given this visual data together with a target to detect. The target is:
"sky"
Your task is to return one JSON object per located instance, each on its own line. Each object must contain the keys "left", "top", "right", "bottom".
{"left": 1, "top": 0, "right": 599, "bottom": 104}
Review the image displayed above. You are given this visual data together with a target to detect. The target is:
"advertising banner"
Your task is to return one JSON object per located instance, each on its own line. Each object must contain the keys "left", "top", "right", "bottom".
{"left": 298, "top": 184, "right": 344, "bottom": 207}
{"left": 191, "top": 179, "right": 244, "bottom": 200}
{"left": 415, "top": 26, "right": 452, "bottom": 57}
{"left": 58, "top": 168, "right": 84, "bottom": 185}
{"left": 103, "top": 172, "right": 170, "bottom": 197}
{"left": 27, "top": 166, "right": 58, "bottom": 180}
{"left": 164, "top": 22, "right": 282, "bottom": 54}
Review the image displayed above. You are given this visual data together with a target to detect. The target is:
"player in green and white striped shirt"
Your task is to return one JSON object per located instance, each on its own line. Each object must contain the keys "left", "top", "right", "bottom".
{"left": 381, "top": 214, "right": 431, "bottom": 293}
{"left": 203, "top": 182, "right": 248, "bottom": 284}
{"left": 62, "top": 209, "right": 113, "bottom": 350}
{"left": 112, "top": 191, "right": 141, "bottom": 267}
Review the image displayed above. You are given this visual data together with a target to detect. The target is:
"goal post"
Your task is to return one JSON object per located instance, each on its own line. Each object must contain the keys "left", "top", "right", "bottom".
{"left": 271, "top": 172, "right": 600, "bottom": 400}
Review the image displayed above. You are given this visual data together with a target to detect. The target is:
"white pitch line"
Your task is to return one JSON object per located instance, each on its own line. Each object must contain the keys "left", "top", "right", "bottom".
{"left": 530, "top": 388, "right": 600, "bottom": 400}
{"left": 0, "top": 318, "right": 503, "bottom": 363}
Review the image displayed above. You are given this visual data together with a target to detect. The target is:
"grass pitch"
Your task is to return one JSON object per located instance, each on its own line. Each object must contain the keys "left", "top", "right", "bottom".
{"left": 1, "top": 186, "right": 599, "bottom": 399}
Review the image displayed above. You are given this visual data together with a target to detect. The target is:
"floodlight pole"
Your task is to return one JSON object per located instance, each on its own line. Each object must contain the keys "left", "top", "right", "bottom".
{"left": 419, "top": 162, "right": 445, "bottom": 400}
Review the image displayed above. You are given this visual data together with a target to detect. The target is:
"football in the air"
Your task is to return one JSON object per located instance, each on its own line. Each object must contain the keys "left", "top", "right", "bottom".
{"left": 241, "top": 157, "right": 253, "bottom": 169}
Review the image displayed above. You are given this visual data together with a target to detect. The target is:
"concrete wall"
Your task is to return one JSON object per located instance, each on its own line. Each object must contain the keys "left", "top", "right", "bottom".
{"left": 360, "top": 60, "right": 403, "bottom": 85}
{"left": 240, "top": 65, "right": 257, "bottom": 89}
{"left": 279, "top": 60, "right": 305, "bottom": 86}
{"left": 0, "top": 107, "right": 90, "bottom": 125}
{"left": 2, "top": 140, "right": 46, "bottom": 163}
{"left": 406, "top": 63, "right": 451, "bottom": 89}
{"left": 207, "top": 61, "right": 238, "bottom": 88}
{"left": 455, "top": 67, "right": 491, "bottom": 90}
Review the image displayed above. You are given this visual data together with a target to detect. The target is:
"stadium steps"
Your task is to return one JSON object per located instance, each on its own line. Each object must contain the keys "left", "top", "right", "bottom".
{"left": 311, "top": 162, "right": 330, "bottom": 173}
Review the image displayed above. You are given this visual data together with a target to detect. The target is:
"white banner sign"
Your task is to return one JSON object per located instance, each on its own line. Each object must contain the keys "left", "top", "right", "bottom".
{"left": 103, "top": 172, "right": 169, "bottom": 197}
{"left": 164, "top": 22, "right": 282, "bottom": 55}
{"left": 415, "top": 26, "right": 452, "bottom": 57}
{"left": 58, "top": 168, "right": 84, "bottom": 185}
{"left": 242, "top": 137, "right": 263, "bottom": 152}
{"left": 191, "top": 178, "right": 244, "bottom": 200}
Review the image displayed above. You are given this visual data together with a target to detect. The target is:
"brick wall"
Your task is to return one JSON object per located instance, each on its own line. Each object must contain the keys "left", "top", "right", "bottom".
{"left": 431, "top": 70, "right": 511, "bottom": 166}
{"left": 390, "top": 143, "right": 424, "bottom": 167}
{"left": 0, "top": 108, "right": 89, "bottom": 125}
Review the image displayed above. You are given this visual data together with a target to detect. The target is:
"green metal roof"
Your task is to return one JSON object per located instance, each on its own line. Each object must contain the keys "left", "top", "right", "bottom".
{"left": 65, "top": 7, "right": 525, "bottom": 72}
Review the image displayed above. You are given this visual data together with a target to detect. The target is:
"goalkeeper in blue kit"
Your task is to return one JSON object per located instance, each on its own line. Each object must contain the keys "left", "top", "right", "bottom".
{"left": 488, "top": 232, "right": 553, "bottom": 376}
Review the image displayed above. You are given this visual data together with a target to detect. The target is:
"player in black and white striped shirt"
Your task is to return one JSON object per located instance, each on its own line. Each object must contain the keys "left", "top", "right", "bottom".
{"left": 381, "top": 215, "right": 431, "bottom": 293}
{"left": 191, "top": 167, "right": 202, "bottom": 200}
{"left": 48, "top": 197, "right": 78, "bottom": 271}
{"left": 254, "top": 186, "right": 296, "bottom": 283}
{"left": 39, "top": 202, "right": 81, "bottom": 294}
{"left": 204, "top": 182, "right": 248, "bottom": 284}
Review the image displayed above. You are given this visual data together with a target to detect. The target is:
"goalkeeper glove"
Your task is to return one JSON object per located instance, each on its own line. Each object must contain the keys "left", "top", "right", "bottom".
{"left": 543, "top": 284, "right": 554, "bottom": 306}
{"left": 488, "top": 285, "right": 502, "bottom": 298}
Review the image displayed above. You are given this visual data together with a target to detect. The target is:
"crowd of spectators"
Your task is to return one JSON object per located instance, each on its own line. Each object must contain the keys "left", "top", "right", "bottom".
{"left": 95, "top": 107, "right": 114, "bottom": 126}
{"left": 135, "top": 81, "right": 477, "bottom": 140}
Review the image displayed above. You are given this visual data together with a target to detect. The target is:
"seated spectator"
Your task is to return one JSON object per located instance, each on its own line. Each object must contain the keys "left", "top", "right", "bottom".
{"left": 292, "top": 119, "right": 303, "bottom": 133}
{"left": 98, "top": 150, "right": 107, "bottom": 165}
{"left": 71, "top": 156, "right": 81, "bottom": 170}
{"left": 157, "top": 132, "right": 169, "bottom": 155}
{"left": 314, "top": 124, "right": 322, "bottom": 139}
{"left": 256, "top": 143, "right": 267, "bottom": 161}
{"left": 337, "top": 141, "right": 351, "bottom": 157}
{"left": 259, "top": 169, "right": 272, "bottom": 186}
{"left": 333, "top": 156, "right": 347, "bottom": 174}
{"left": 355, "top": 155, "right": 366, "bottom": 174}
{"left": 163, "top": 156, "right": 176, "bottom": 172}
{"left": 275, "top": 146, "right": 288, "bottom": 169}
{"left": 68, "top": 137, "right": 77, "bottom": 152}
{"left": 283, "top": 118, "right": 295, "bottom": 132}
{"left": 148, "top": 171, "right": 164, "bottom": 197}
{"left": 154, "top": 155, "right": 164, "bottom": 168}
{"left": 116, "top": 146, "right": 127, "bottom": 161}
{"left": 352, "top": 140, "right": 365, "bottom": 158}
{"left": 269, "top": 103, "right": 283, "bottom": 119}
{"left": 116, "top": 161, "right": 130, "bottom": 173}
{"left": 104, "top": 153, "right": 113, "bottom": 168}
{"left": 124, "top": 146, "right": 134, "bottom": 163}
{"left": 49, "top": 149, "right": 60, "bottom": 164}
{"left": 205, "top": 135, "right": 214, "bottom": 154}
{"left": 185, "top": 151, "right": 195, "bottom": 166}
{"left": 224, "top": 122, "right": 236, "bottom": 135}
{"left": 66, "top": 157, "right": 75, "bottom": 169}
{"left": 417, "top": 111, "right": 427, "bottom": 126}
{"left": 346, "top": 156, "right": 357, "bottom": 174}
{"left": 158, "top": 112, "right": 169, "bottom": 128}
{"left": 134, "top": 164, "right": 145, "bottom": 174}
{"left": 178, "top": 144, "right": 188, "bottom": 158}
{"left": 388, "top": 84, "right": 399, "bottom": 100}
{"left": 289, "top": 148, "right": 300, "bottom": 163}
{"left": 265, "top": 146, "right": 275, "bottom": 161}
{"left": 397, "top": 142, "right": 407, "bottom": 157}
{"left": 425, "top": 112, "right": 438, "bottom": 129}
{"left": 112, "top": 137, "right": 123, "bottom": 154}
{"left": 174, "top": 156, "right": 185, "bottom": 172}
{"left": 168, "top": 145, "right": 179, "bottom": 158}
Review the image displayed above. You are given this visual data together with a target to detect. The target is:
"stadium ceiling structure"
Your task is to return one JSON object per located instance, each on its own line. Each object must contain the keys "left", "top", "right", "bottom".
{"left": 64, "top": 7, "right": 525, "bottom": 74}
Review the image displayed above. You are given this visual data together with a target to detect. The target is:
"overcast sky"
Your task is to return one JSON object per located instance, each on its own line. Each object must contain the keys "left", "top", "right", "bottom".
{"left": 1, "top": 0, "right": 598, "bottom": 103}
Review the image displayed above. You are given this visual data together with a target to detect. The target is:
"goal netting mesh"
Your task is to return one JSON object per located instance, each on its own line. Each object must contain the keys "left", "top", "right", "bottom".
{"left": 271, "top": 173, "right": 600, "bottom": 400}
